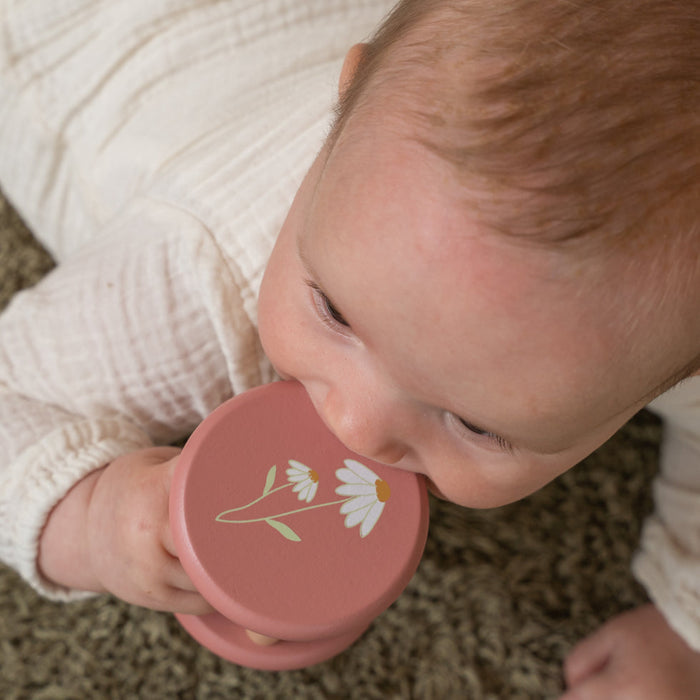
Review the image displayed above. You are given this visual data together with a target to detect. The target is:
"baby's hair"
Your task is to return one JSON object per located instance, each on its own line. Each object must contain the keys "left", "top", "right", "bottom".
{"left": 330, "top": 0, "right": 700, "bottom": 390}
{"left": 332, "top": 0, "right": 700, "bottom": 251}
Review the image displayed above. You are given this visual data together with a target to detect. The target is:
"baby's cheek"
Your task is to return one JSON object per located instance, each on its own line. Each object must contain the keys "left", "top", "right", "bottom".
{"left": 428, "top": 464, "right": 533, "bottom": 509}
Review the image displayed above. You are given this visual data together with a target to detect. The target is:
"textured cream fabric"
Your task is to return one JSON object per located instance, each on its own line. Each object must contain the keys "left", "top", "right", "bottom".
{"left": 638, "top": 377, "right": 700, "bottom": 652}
{"left": 0, "top": 0, "right": 393, "bottom": 599}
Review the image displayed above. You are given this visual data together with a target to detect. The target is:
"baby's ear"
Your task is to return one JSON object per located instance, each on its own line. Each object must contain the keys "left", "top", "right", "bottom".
{"left": 338, "top": 43, "right": 368, "bottom": 98}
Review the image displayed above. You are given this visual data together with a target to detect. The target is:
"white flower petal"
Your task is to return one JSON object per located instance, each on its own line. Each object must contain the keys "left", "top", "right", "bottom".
{"left": 344, "top": 504, "right": 372, "bottom": 529}
{"left": 306, "top": 482, "right": 318, "bottom": 502}
{"left": 291, "top": 480, "right": 318, "bottom": 503}
{"left": 288, "top": 460, "right": 310, "bottom": 472}
{"left": 359, "top": 501, "right": 385, "bottom": 538}
{"left": 343, "top": 459, "right": 380, "bottom": 484}
{"left": 335, "top": 467, "right": 369, "bottom": 485}
{"left": 340, "top": 494, "right": 377, "bottom": 514}
{"left": 336, "top": 483, "right": 376, "bottom": 497}
{"left": 288, "top": 472, "right": 309, "bottom": 483}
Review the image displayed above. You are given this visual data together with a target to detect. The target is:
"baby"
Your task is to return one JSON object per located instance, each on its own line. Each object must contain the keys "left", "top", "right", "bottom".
{"left": 1, "top": 0, "right": 699, "bottom": 697}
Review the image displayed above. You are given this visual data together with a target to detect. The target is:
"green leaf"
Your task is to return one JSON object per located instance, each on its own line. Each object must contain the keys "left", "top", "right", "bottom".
{"left": 263, "top": 465, "right": 276, "bottom": 496}
{"left": 265, "top": 518, "right": 301, "bottom": 542}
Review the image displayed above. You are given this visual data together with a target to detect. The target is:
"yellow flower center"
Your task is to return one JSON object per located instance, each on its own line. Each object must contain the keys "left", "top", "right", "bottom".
{"left": 309, "top": 469, "right": 319, "bottom": 483}
{"left": 375, "top": 479, "right": 391, "bottom": 502}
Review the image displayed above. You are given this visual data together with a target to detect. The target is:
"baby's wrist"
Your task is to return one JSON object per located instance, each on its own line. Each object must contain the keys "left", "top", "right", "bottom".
{"left": 38, "top": 467, "right": 107, "bottom": 592}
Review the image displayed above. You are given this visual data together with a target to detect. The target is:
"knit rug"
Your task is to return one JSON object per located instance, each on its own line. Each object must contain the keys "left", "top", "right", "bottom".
{"left": 0, "top": 192, "right": 657, "bottom": 699}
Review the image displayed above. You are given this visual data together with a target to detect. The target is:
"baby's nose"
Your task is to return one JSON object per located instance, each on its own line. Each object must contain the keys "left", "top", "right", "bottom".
{"left": 320, "top": 387, "right": 406, "bottom": 466}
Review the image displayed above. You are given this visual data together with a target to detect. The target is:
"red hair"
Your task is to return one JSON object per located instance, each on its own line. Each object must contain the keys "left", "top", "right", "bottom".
{"left": 329, "top": 0, "right": 700, "bottom": 387}
{"left": 332, "top": 0, "right": 700, "bottom": 249}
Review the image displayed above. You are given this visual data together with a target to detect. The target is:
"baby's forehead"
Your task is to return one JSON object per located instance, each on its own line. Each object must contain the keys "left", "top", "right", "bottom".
{"left": 326, "top": 58, "right": 698, "bottom": 319}
{"left": 329, "top": 110, "right": 614, "bottom": 291}
{"left": 308, "top": 134, "right": 696, "bottom": 449}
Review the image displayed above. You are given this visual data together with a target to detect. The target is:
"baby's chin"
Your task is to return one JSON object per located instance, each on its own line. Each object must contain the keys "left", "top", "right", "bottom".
{"left": 425, "top": 478, "right": 450, "bottom": 501}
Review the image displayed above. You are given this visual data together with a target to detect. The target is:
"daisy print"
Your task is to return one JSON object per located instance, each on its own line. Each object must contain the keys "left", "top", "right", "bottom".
{"left": 287, "top": 460, "right": 319, "bottom": 503}
{"left": 216, "top": 458, "right": 390, "bottom": 541}
{"left": 336, "top": 459, "right": 391, "bottom": 538}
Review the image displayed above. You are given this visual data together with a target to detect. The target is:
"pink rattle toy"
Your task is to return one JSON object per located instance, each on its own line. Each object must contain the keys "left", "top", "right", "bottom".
{"left": 170, "top": 381, "right": 430, "bottom": 670}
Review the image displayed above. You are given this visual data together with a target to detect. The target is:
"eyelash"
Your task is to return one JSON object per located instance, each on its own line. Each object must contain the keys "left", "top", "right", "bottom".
{"left": 455, "top": 416, "right": 513, "bottom": 453}
{"left": 305, "top": 280, "right": 350, "bottom": 330}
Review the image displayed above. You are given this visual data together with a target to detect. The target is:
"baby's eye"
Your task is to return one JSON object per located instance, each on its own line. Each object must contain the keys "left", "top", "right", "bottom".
{"left": 320, "top": 292, "right": 349, "bottom": 327}
{"left": 306, "top": 280, "right": 350, "bottom": 329}
{"left": 460, "top": 419, "right": 487, "bottom": 435}
{"left": 458, "top": 417, "right": 492, "bottom": 438}
{"left": 451, "top": 414, "right": 513, "bottom": 452}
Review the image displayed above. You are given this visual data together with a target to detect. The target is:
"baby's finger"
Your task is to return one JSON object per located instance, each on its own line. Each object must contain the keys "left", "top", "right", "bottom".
{"left": 245, "top": 629, "right": 279, "bottom": 646}
{"left": 161, "top": 523, "right": 180, "bottom": 560}
{"left": 166, "top": 587, "right": 216, "bottom": 616}
{"left": 558, "top": 674, "right": 610, "bottom": 700}
{"left": 161, "top": 553, "right": 200, "bottom": 593}
{"left": 563, "top": 626, "right": 614, "bottom": 688}
{"left": 162, "top": 455, "right": 185, "bottom": 559}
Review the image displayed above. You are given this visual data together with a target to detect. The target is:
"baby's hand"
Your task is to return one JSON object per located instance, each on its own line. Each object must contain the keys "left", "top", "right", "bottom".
{"left": 85, "top": 447, "right": 213, "bottom": 613}
{"left": 560, "top": 604, "right": 700, "bottom": 699}
{"left": 40, "top": 447, "right": 213, "bottom": 615}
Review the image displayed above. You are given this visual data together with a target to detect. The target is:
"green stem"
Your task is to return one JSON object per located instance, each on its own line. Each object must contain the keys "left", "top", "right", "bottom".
{"left": 215, "top": 497, "right": 351, "bottom": 524}
{"left": 215, "top": 483, "right": 291, "bottom": 520}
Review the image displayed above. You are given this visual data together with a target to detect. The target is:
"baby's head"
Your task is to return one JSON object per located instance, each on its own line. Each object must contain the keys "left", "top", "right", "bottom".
{"left": 258, "top": 0, "right": 700, "bottom": 508}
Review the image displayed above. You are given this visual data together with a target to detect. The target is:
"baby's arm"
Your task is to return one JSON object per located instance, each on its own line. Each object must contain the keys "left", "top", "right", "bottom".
{"left": 0, "top": 199, "right": 257, "bottom": 609}
{"left": 560, "top": 379, "right": 700, "bottom": 698}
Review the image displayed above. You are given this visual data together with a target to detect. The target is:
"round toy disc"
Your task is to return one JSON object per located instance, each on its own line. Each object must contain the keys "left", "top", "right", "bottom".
{"left": 170, "top": 381, "right": 429, "bottom": 661}
{"left": 174, "top": 612, "right": 368, "bottom": 671}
